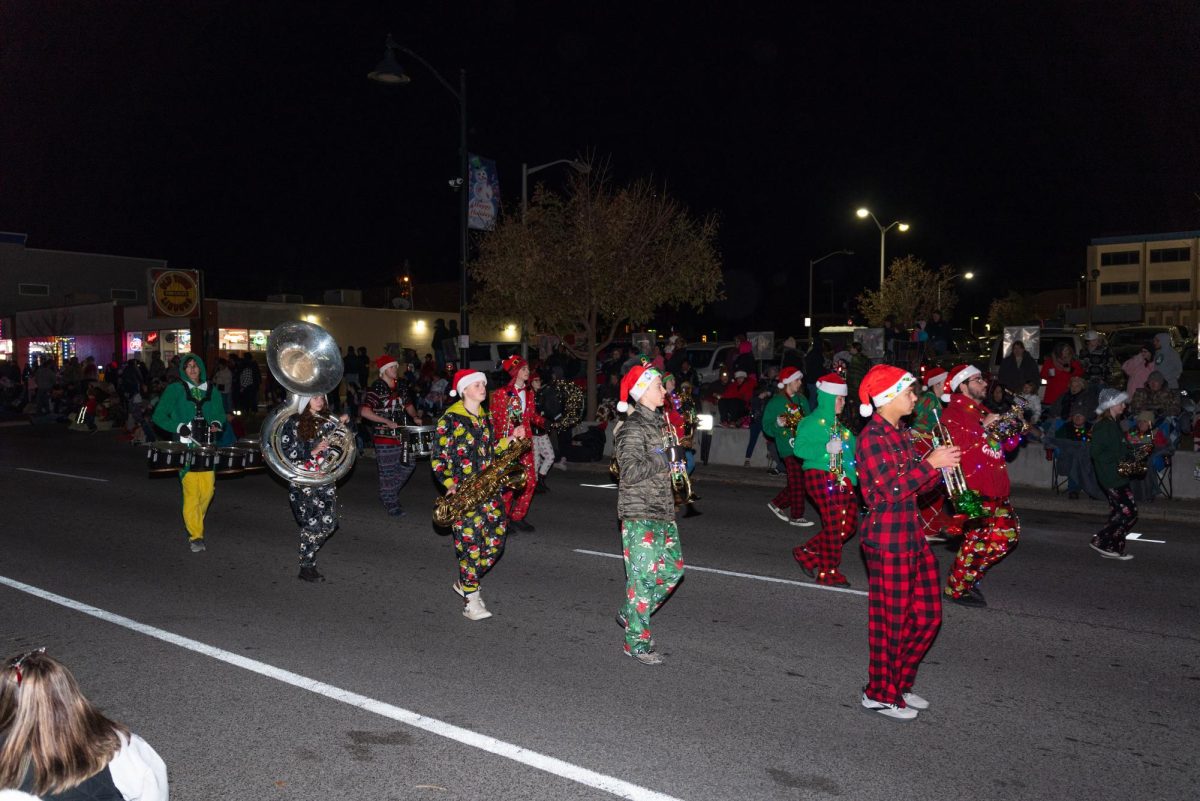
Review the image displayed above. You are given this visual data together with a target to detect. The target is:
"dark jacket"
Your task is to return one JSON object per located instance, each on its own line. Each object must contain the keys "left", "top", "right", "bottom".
{"left": 1089, "top": 415, "right": 1129, "bottom": 490}
{"left": 997, "top": 352, "right": 1040, "bottom": 393}
{"left": 614, "top": 403, "right": 674, "bottom": 520}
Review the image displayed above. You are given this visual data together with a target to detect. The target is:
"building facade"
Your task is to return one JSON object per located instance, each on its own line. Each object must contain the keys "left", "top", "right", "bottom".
{"left": 1087, "top": 231, "right": 1200, "bottom": 332}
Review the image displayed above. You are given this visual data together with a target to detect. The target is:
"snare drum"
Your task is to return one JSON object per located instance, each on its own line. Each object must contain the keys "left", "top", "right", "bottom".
{"left": 188, "top": 446, "right": 217, "bottom": 472}
{"left": 214, "top": 447, "right": 246, "bottom": 476}
{"left": 236, "top": 438, "right": 265, "bottom": 472}
{"left": 147, "top": 442, "right": 189, "bottom": 475}
{"left": 402, "top": 425, "right": 437, "bottom": 459}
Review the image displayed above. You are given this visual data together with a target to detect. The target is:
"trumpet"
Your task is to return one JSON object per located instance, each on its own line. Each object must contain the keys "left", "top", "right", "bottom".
{"left": 931, "top": 409, "right": 986, "bottom": 523}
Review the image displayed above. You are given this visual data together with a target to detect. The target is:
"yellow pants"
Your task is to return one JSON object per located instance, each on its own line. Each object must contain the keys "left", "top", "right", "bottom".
{"left": 181, "top": 470, "right": 216, "bottom": 541}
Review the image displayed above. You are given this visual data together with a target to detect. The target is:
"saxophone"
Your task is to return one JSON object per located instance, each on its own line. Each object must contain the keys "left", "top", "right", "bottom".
{"left": 433, "top": 437, "right": 532, "bottom": 528}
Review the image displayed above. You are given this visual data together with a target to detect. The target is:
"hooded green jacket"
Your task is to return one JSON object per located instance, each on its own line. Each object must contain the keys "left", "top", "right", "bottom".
{"left": 152, "top": 354, "right": 226, "bottom": 443}
{"left": 790, "top": 386, "right": 858, "bottom": 485}
{"left": 762, "top": 392, "right": 810, "bottom": 442}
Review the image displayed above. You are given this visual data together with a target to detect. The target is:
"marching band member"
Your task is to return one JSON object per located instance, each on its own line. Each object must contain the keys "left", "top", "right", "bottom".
{"left": 763, "top": 367, "right": 813, "bottom": 527}
{"left": 279, "top": 394, "right": 349, "bottom": 582}
{"left": 855, "top": 365, "right": 960, "bottom": 720}
{"left": 359, "top": 354, "right": 420, "bottom": 518}
{"left": 613, "top": 364, "right": 685, "bottom": 666}
{"left": 790, "top": 374, "right": 858, "bottom": 586}
{"left": 529, "top": 372, "right": 557, "bottom": 493}
{"left": 151, "top": 353, "right": 225, "bottom": 553}
{"left": 910, "top": 367, "right": 949, "bottom": 435}
{"left": 940, "top": 364, "right": 1021, "bottom": 607}
{"left": 432, "top": 369, "right": 524, "bottom": 620}
{"left": 909, "top": 366, "right": 959, "bottom": 544}
{"left": 663, "top": 373, "right": 701, "bottom": 517}
{"left": 1088, "top": 388, "right": 1137, "bottom": 560}
{"left": 490, "top": 355, "right": 545, "bottom": 532}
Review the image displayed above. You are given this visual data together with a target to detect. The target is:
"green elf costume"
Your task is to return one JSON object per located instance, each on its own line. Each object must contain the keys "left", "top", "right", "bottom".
{"left": 763, "top": 367, "right": 813, "bottom": 527}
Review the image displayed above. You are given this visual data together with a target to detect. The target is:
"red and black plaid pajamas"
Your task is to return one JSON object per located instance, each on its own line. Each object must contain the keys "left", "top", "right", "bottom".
{"left": 795, "top": 470, "right": 857, "bottom": 582}
{"left": 855, "top": 413, "right": 943, "bottom": 707}
{"left": 771, "top": 456, "right": 806, "bottom": 520}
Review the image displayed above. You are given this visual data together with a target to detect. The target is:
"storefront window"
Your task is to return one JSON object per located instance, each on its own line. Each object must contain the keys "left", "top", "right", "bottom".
{"left": 124, "top": 331, "right": 144, "bottom": 358}
{"left": 249, "top": 329, "right": 269, "bottom": 351}
{"left": 27, "top": 337, "right": 76, "bottom": 367}
{"left": 220, "top": 328, "right": 249, "bottom": 351}
{"left": 160, "top": 329, "right": 191, "bottom": 357}
{"left": 0, "top": 320, "right": 10, "bottom": 358}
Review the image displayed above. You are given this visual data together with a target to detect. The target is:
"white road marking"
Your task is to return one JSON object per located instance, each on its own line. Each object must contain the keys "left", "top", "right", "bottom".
{"left": 1125, "top": 532, "right": 1166, "bottom": 544}
{"left": 17, "top": 467, "right": 109, "bottom": 483}
{"left": 580, "top": 483, "right": 619, "bottom": 489}
{"left": 0, "top": 575, "right": 685, "bottom": 801}
{"left": 574, "top": 549, "right": 868, "bottom": 597}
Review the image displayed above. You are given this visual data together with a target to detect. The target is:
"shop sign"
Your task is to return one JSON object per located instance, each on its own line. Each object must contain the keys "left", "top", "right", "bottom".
{"left": 148, "top": 269, "right": 201, "bottom": 318}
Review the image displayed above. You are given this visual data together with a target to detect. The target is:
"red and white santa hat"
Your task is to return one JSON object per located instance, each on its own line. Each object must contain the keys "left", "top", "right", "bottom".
{"left": 375, "top": 354, "right": 399, "bottom": 373}
{"left": 815, "top": 373, "right": 847, "bottom": 396}
{"left": 777, "top": 366, "right": 804, "bottom": 388}
{"left": 858, "top": 364, "right": 916, "bottom": 417}
{"left": 947, "top": 363, "right": 981, "bottom": 392}
{"left": 617, "top": 364, "right": 661, "bottom": 413}
{"left": 923, "top": 366, "right": 948, "bottom": 389}
{"left": 502, "top": 354, "right": 527, "bottom": 378}
{"left": 449, "top": 368, "right": 487, "bottom": 397}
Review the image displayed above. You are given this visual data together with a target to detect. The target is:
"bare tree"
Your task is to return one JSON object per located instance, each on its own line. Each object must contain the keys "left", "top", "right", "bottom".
{"left": 856, "top": 256, "right": 958, "bottom": 327}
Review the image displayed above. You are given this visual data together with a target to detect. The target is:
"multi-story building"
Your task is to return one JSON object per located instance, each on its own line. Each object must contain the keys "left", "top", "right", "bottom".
{"left": 1087, "top": 230, "right": 1199, "bottom": 331}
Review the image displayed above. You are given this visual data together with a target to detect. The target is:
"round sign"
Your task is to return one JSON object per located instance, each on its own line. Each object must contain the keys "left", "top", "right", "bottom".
{"left": 152, "top": 270, "right": 200, "bottom": 317}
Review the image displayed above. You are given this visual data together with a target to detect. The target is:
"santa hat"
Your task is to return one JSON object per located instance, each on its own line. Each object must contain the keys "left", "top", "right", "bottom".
{"left": 375, "top": 354, "right": 399, "bottom": 373}
{"left": 923, "top": 366, "right": 948, "bottom": 389}
{"left": 449, "top": 369, "right": 487, "bottom": 397}
{"left": 502, "top": 354, "right": 527, "bottom": 378}
{"left": 733, "top": 370, "right": 748, "bottom": 379}
{"left": 947, "top": 363, "right": 981, "bottom": 392}
{"left": 815, "top": 373, "right": 847, "bottom": 396}
{"left": 617, "top": 365, "right": 661, "bottom": 413}
{"left": 1095, "top": 387, "right": 1128, "bottom": 415}
{"left": 777, "top": 366, "right": 804, "bottom": 388}
{"left": 858, "top": 365, "right": 916, "bottom": 417}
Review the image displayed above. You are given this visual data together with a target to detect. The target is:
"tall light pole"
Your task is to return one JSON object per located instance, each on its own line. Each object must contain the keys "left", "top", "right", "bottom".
{"left": 856, "top": 207, "right": 910, "bottom": 288}
{"left": 369, "top": 35, "right": 470, "bottom": 346}
{"left": 809, "top": 250, "right": 854, "bottom": 342}
{"left": 522, "top": 159, "right": 590, "bottom": 221}
{"left": 937, "top": 270, "right": 975, "bottom": 309}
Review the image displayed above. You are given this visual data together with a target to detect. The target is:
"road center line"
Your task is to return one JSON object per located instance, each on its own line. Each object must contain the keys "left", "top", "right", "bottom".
{"left": 580, "top": 483, "right": 619, "bottom": 489}
{"left": 17, "top": 467, "right": 109, "bottom": 483}
{"left": 0, "top": 575, "right": 685, "bottom": 801}
{"left": 573, "top": 549, "right": 868, "bottom": 597}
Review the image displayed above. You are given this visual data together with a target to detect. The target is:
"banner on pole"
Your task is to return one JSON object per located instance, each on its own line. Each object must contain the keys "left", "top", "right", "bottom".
{"left": 467, "top": 154, "right": 501, "bottom": 231}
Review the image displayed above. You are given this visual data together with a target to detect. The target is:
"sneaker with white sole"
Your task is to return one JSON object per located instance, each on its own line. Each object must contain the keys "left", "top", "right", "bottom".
{"left": 902, "top": 692, "right": 930, "bottom": 710}
{"left": 861, "top": 693, "right": 918, "bottom": 720}
{"left": 189, "top": 539, "right": 206, "bottom": 553}
{"left": 789, "top": 517, "right": 815, "bottom": 527}
{"left": 462, "top": 592, "right": 492, "bottom": 621}
{"left": 767, "top": 502, "right": 789, "bottom": 522}
{"left": 625, "top": 649, "right": 664, "bottom": 666}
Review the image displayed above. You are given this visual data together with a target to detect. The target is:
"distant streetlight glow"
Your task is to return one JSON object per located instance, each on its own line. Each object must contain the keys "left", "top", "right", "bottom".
{"left": 855, "top": 207, "right": 910, "bottom": 287}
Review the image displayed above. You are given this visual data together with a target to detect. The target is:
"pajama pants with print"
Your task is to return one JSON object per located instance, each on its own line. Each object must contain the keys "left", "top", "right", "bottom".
{"left": 533, "top": 434, "right": 555, "bottom": 476}
{"left": 502, "top": 450, "right": 538, "bottom": 521}
{"left": 375, "top": 442, "right": 416, "bottom": 514}
{"left": 862, "top": 542, "right": 942, "bottom": 707}
{"left": 289, "top": 482, "right": 338, "bottom": 568}
{"left": 794, "top": 471, "right": 858, "bottom": 582}
{"left": 770, "top": 455, "right": 806, "bottom": 520}
{"left": 945, "top": 499, "right": 1019, "bottom": 598}
{"left": 451, "top": 493, "right": 508, "bottom": 593}
{"left": 180, "top": 469, "right": 216, "bottom": 542}
{"left": 1094, "top": 486, "right": 1137, "bottom": 554}
{"left": 619, "top": 519, "right": 684, "bottom": 654}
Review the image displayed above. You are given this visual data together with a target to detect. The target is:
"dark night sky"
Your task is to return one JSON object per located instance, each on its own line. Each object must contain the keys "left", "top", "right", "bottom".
{"left": 2, "top": 2, "right": 1199, "bottom": 332}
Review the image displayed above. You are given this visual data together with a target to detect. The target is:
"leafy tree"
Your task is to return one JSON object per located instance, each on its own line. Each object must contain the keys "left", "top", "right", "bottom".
{"left": 471, "top": 163, "right": 723, "bottom": 416}
{"left": 856, "top": 256, "right": 958, "bottom": 326}
{"left": 986, "top": 290, "right": 1039, "bottom": 330}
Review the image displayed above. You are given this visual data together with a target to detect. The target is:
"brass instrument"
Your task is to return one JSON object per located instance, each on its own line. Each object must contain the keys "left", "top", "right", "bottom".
{"left": 987, "top": 391, "right": 1031, "bottom": 443}
{"left": 1118, "top": 443, "right": 1153, "bottom": 479}
{"left": 931, "top": 408, "right": 986, "bottom": 523}
{"left": 433, "top": 437, "right": 532, "bottom": 527}
{"left": 826, "top": 422, "right": 847, "bottom": 483}
{"left": 663, "top": 416, "right": 696, "bottom": 507}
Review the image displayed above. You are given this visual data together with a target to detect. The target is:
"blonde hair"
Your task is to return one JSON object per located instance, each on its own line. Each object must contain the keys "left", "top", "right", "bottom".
{"left": 0, "top": 651, "right": 129, "bottom": 795}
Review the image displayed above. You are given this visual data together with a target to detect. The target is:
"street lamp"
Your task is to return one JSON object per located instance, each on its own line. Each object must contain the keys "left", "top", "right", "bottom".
{"left": 856, "top": 207, "right": 910, "bottom": 288}
{"left": 809, "top": 250, "right": 854, "bottom": 342}
{"left": 970, "top": 315, "right": 981, "bottom": 335}
{"left": 522, "top": 159, "right": 590, "bottom": 220}
{"left": 369, "top": 34, "right": 470, "bottom": 345}
{"left": 937, "top": 270, "right": 976, "bottom": 308}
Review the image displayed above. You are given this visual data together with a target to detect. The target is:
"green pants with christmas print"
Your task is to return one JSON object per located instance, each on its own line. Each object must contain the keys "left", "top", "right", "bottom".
{"left": 620, "top": 518, "right": 684, "bottom": 654}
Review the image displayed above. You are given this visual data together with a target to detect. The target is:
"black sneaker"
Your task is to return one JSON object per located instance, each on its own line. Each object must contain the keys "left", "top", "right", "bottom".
{"left": 298, "top": 566, "right": 324, "bottom": 582}
{"left": 387, "top": 507, "right": 407, "bottom": 518}
{"left": 948, "top": 590, "right": 986, "bottom": 607}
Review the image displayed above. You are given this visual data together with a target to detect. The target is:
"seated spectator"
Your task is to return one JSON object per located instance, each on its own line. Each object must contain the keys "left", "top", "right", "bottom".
{"left": 1018, "top": 380, "right": 1042, "bottom": 426}
{"left": 1153, "top": 332, "right": 1182, "bottom": 389}
{"left": 0, "top": 649, "right": 168, "bottom": 800}
{"left": 998, "top": 341, "right": 1040, "bottom": 393}
{"left": 1041, "top": 343, "right": 1084, "bottom": 408}
{"left": 1055, "top": 375, "right": 1098, "bottom": 424}
{"left": 1129, "top": 371, "right": 1182, "bottom": 427}
{"left": 718, "top": 370, "right": 756, "bottom": 427}
{"left": 1122, "top": 343, "right": 1156, "bottom": 396}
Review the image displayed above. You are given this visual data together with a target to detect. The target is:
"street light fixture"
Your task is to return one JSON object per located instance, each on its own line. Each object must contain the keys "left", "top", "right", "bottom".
{"left": 937, "top": 270, "right": 977, "bottom": 309}
{"left": 856, "top": 207, "right": 910, "bottom": 288}
{"left": 522, "top": 159, "right": 590, "bottom": 220}
{"left": 369, "top": 34, "right": 470, "bottom": 346}
{"left": 808, "top": 250, "right": 854, "bottom": 342}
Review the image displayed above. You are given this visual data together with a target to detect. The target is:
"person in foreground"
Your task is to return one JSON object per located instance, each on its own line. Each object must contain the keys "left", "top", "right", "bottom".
{"left": 279, "top": 394, "right": 349, "bottom": 582}
{"left": 613, "top": 365, "right": 686, "bottom": 666}
{"left": 854, "top": 365, "right": 960, "bottom": 721}
{"left": 1088, "top": 388, "right": 1137, "bottom": 560}
{"left": 0, "top": 649, "right": 168, "bottom": 800}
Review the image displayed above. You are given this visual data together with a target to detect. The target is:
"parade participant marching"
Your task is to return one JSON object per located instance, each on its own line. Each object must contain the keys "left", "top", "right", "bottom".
{"left": 431, "top": 369, "right": 526, "bottom": 620}
{"left": 909, "top": 366, "right": 959, "bottom": 543}
{"left": 359, "top": 354, "right": 421, "bottom": 517}
{"left": 910, "top": 367, "right": 949, "bottom": 435}
{"left": 763, "top": 367, "right": 814, "bottom": 527}
{"left": 613, "top": 364, "right": 687, "bottom": 666}
{"left": 1088, "top": 388, "right": 1137, "bottom": 560}
{"left": 940, "top": 364, "right": 1021, "bottom": 607}
{"left": 663, "top": 372, "right": 701, "bottom": 518}
{"left": 855, "top": 365, "right": 960, "bottom": 720}
{"left": 790, "top": 373, "right": 859, "bottom": 586}
{"left": 490, "top": 355, "right": 546, "bottom": 532}
{"left": 278, "top": 394, "right": 350, "bottom": 582}
{"left": 151, "top": 353, "right": 225, "bottom": 553}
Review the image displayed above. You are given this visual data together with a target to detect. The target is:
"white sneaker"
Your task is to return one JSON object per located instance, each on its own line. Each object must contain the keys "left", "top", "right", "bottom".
{"left": 789, "top": 517, "right": 815, "bottom": 527}
{"left": 767, "top": 502, "right": 789, "bottom": 522}
{"left": 462, "top": 592, "right": 492, "bottom": 621}
{"left": 902, "top": 692, "right": 930, "bottom": 710}
{"left": 451, "top": 581, "right": 466, "bottom": 598}
{"left": 861, "top": 693, "right": 918, "bottom": 720}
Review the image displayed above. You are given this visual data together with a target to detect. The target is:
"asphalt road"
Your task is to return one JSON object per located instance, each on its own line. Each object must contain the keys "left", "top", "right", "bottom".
{"left": 1, "top": 425, "right": 1197, "bottom": 801}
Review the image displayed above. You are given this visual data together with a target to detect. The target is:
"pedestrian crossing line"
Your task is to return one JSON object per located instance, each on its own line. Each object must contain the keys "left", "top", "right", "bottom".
{"left": 573, "top": 549, "right": 869, "bottom": 597}
{"left": 0, "top": 574, "right": 686, "bottom": 801}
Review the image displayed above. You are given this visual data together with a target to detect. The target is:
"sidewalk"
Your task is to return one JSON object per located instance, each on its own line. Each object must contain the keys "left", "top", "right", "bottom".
{"left": 561, "top": 459, "right": 1200, "bottom": 525}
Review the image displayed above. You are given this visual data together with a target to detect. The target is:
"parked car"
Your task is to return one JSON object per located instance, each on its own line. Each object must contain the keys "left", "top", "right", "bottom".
{"left": 466, "top": 341, "right": 527, "bottom": 388}
{"left": 687, "top": 341, "right": 735, "bottom": 383}
{"left": 1106, "top": 326, "right": 1184, "bottom": 364}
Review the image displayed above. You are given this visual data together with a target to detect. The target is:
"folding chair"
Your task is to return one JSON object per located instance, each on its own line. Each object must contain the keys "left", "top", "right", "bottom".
{"left": 1150, "top": 448, "right": 1174, "bottom": 499}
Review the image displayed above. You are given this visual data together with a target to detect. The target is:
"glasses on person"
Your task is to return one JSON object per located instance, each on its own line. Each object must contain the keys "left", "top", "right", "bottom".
{"left": 10, "top": 647, "right": 46, "bottom": 686}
